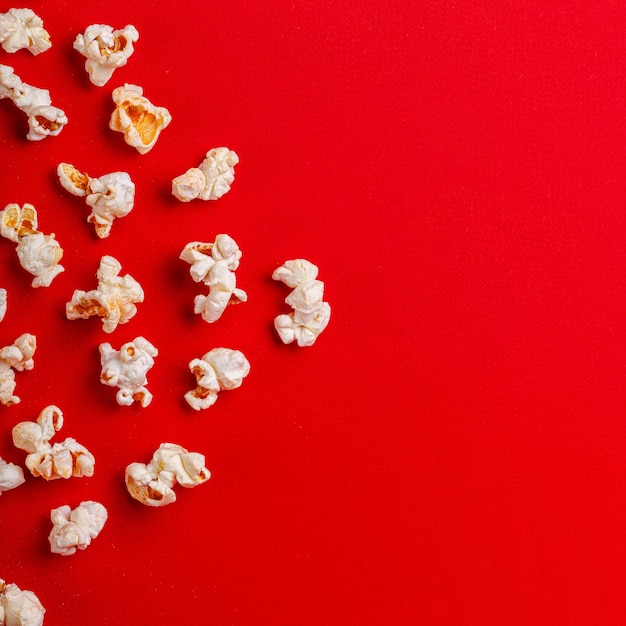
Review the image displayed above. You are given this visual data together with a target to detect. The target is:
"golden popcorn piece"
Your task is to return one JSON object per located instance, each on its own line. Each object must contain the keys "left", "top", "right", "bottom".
{"left": 0, "top": 8, "right": 51, "bottom": 55}
{"left": 0, "top": 578, "right": 45, "bottom": 626}
{"left": 49, "top": 500, "right": 108, "bottom": 556}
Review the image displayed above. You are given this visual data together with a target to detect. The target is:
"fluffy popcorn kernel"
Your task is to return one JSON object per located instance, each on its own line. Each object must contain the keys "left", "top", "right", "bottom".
{"left": 0, "top": 457, "right": 25, "bottom": 494}
{"left": 73, "top": 24, "right": 138, "bottom": 87}
{"left": 125, "top": 443, "right": 211, "bottom": 507}
{"left": 66, "top": 255, "right": 144, "bottom": 333}
{"left": 0, "top": 288, "right": 6, "bottom": 322}
{"left": 0, "top": 578, "right": 45, "bottom": 626}
{"left": 99, "top": 336, "right": 157, "bottom": 407}
{"left": 109, "top": 83, "right": 171, "bottom": 154}
{"left": 185, "top": 347, "right": 251, "bottom": 411}
{"left": 172, "top": 147, "right": 239, "bottom": 202}
{"left": 49, "top": 500, "right": 108, "bottom": 556}
{"left": 0, "top": 8, "right": 51, "bottom": 55}
{"left": 12, "top": 405, "right": 95, "bottom": 480}
{"left": 57, "top": 163, "right": 135, "bottom": 238}
{"left": 0, "top": 333, "right": 36, "bottom": 406}
{"left": 273, "top": 259, "right": 331, "bottom": 347}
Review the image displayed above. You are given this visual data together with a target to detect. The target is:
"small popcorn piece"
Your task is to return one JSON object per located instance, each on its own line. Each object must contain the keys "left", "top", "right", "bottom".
{"left": 49, "top": 500, "right": 108, "bottom": 556}
{"left": 99, "top": 336, "right": 157, "bottom": 407}
{"left": 73, "top": 24, "right": 138, "bottom": 87}
{"left": 125, "top": 443, "right": 210, "bottom": 507}
{"left": 0, "top": 457, "right": 25, "bottom": 494}
{"left": 0, "top": 8, "right": 51, "bottom": 55}
{"left": 0, "top": 578, "right": 45, "bottom": 626}
{"left": 12, "top": 405, "right": 95, "bottom": 480}
{"left": 66, "top": 255, "right": 144, "bottom": 333}
{"left": 109, "top": 83, "right": 171, "bottom": 154}
{"left": 273, "top": 259, "right": 331, "bottom": 347}
{"left": 185, "top": 347, "right": 250, "bottom": 411}
{"left": 172, "top": 147, "right": 239, "bottom": 202}
{"left": 0, "top": 333, "right": 36, "bottom": 406}
{"left": 0, "top": 288, "right": 6, "bottom": 321}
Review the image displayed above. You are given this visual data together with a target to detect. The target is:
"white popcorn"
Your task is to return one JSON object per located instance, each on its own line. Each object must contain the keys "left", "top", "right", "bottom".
{"left": 0, "top": 8, "right": 51, "bottom": 55}
{"left": 109, "top": 83, "right": 171, "bottom": 154}
{"left": 0, "top": 578, "right": 45, "bottom": 626}
{"left": 172, "top": 148, "right": 239, "bottom": 202}
{"left": 12, "top": 405, "right": 95, "bottom": 480}
{"left": 49, "top": 500, "right": 108, "bottom": 556}
{"left": 0, "top": 288, "right": 6, "bottom": 321}
{"left": 66, "top": 255, "right": 144, "bottom": 333}
{"left": 73, "top": 24, "right": 138, "bottom": 87}
{"left": 125, "top": 442, "right": 210, "bottom": 507}
{"left": 185, "top": 347, "right": 250, "bottom": 411}
{"left": 57, "top": 163, "right": 135, "bottom": 238}
{"left": 0, "top": 333, "right": 36, "bottom": 406}
{"left": 179, "top": 235, "right": 247, "bottom": 323}
{"left": 0, "top": 457, "right": 25, "bottom": 494}
{"left": 99, "top": 336, "right": 157, "bottom": 407}
{"left": 273, "top": 259, "right": 331, "bottom": 347}
{"left": 1, "top": 203, "right": 64, "bottom": 287}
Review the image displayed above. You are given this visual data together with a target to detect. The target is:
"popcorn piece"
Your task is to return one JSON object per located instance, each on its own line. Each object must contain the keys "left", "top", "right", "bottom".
{"left": 57, "top": 163, "right": 135, "bottom": 238}
{"left": 172, "top": 147, "right": 239, "bottom": 202}
{"left": 185, "top": 347, "right": 250, "bottom": 411}
{"left": 73, "top": 24, "right": 138, "bottom": 87}
{"left": 125, "top": 443, "right": 210, "bottom": 507}
{"left": 0, "top": 578, "right": 45, "bottom": 626}
{"left": 0, "top": 457, "right": 25, "bottom": 494}
{"left": 49, "top": 500, "right": 108, "bottom": 556}
{"left": 12, "top": 405, "right": 95, "bottom": 480}
{"left": 179, "top": 235, "right": 247, "bottom": 323}
{"left": 0, "top": 288, "right": 6, "bottom": 321}
{"left": 109, "top": 83, "right": 171, "bottom": 154}
{"left": 99, "top": 336, "right": 157, "bottom": 407}
{"left": 0, "top": 8, "right": 51, "bottom": 55}
{"left": 273, "top": 259, "right": 331, "bottom": 347}
{"left": 0, "top": 333, "right": 36, "bottom": 406}
{"left": 66, "top": 255, "right": 144, "bottom": 333}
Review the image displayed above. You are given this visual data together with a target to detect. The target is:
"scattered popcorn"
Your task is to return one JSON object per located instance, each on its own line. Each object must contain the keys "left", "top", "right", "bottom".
{"left": 12, "top": 405, "right": 95, "bottom": 480}
{"left": 0, "top": 457, "right": 25, "bottom": 495}
{"left": 49, "top": 500, "right": 108, "bottom": 556}
{"left": 66, "top": 255, "right": 144, "bottom": 333}
{"left": 109, "top": 83, "right": 171, "bottom": 154}
{"left": 0, "top": 64, "right": 67, "bottom": 140}
{"left": 185, "top": 347, "right": 250, "bottom": 410}
{"left": 0, "top": 578, "right": 45, "bottom": 626}
{"left": 172, "top": 147, "right": 239, "bottom": 202}
{"left": 273, "top": 259, "right": 331, "bottom": 347}
{"left": 0, "top": 288, "right": 6, "bottom": 322}
{"left": 0, "top": 333, "right": 36, "bottom": 406}
{"left": 0, "top": 8, "right": 51, "bottom": 55}
{"left": 179, "top": 235, "right": 247, "bottom": 323}
{"left": 73, "top": 24, "right": 139, "bottom": 87}
{"left": 125, "top": 443, "right": 211, "bottom": 507}
{"left": 99, "top": 336, "right": 157, "bottom": 407}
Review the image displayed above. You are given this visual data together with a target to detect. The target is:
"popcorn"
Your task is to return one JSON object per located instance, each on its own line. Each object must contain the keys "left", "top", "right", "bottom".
{"left": 272, "top": 259, "right": 331, "bottom": 346}
{"left": 57, "top": 163, "right": 135, "bottom": 238}
{"left": 125, "top": 443, "right": 210, "bottom": 507}
{"left": 0, "top": 333, "right": 36, "bottom": 406}
{"left": 0, "top": 578, "right": 45, "bottom": 626}
{"left": 66, "top": 255, "right": 144, "bottom": 333}
{"left": 179, "top": 235, "right": 247, "bottom": 323}
{"left": 109, "top": 83, "right": 171, "bottom": 154}
{"left": 0, "top": 288, "right": 6, "bottom": 322}
{"left": 99, "top": 336, "right": 158, "bottom": 407}
{"left": 49, "top": 500, "right": 108, "bottom": 556}
{"left": 172, "top": 147, "right": 239, "bottom": 202}
{"left": 12, "top": 405, "right": 95, "bottom": 480}
{"left": 73, "top": 24, "right": 139, "bottom": 87}
{"left": 0, "top": 8, "right": 51, "bottom": 55}
{"left": 185, "top": 347, "right": 251, "bottom": 410}
{"left": 1, "top": 203, "right": 64, "bottom": 287}
{"left": 0, "top": 457, "right": 25, "bottom": 494}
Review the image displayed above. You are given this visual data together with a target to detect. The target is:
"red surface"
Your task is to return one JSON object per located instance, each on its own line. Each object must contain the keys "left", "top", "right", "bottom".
{"left": 0, "top": 1, "right": 624, "bottom": 624}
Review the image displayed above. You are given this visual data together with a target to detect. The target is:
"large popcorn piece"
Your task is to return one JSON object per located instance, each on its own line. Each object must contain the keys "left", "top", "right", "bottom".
{"left": 57, "top": 163, "right": 135, "bottom": 238}
{"left": 0, "top": 457, "right": 25, "bottom": 495}
{"left": 12, "top": 405, "right": 95, "bottom": 480}
{"left": 0, "top": 288, "right": 6, "bottom": 322}
{"left": 273, "top": 259, "right": 331, "bottom": 347}
{"left": 0, "top": 8, "right": 51, "bottom": 55}
{"left": 172, "top": 147, "right": 239, "bottom": 202}
{"left": 0, "top": 578, "right": 45, "bottom": 626}
{"left": 179, "top": 234, "right": 247, "bottom": 323}
{"left": 74, "top": 24, "right": 138, "bottom": 87}
{"left": 0, "top": 64, "right": 67, "bottom": 140}
{"left": 109, "top": 83, "right": 171, "bottom": 154}
{"left": 185, "top": 347, "right": 250, "bottom": 411}
{"left": 49, "top": 500, "right": 108, "bottom": 556}
{"left": 66, "top": 255, "right": 144, "bottom": 333}
{"left": 99, "top": 336, "right": 157, "bottom": 407}
{"left": 0, "top": 333, "right": 36, "bottom": 406}
{"left": 125, "top": 443, "right": 211, "bottom": 507}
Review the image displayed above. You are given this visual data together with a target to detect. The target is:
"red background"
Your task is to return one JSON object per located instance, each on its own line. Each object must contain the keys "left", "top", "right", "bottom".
{"left": 0, "top": 1, "right": 624, "bottom": 624}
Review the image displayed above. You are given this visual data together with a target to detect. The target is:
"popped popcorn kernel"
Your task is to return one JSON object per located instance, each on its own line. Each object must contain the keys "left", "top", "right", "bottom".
{"left": 0, "top": 333, "right": 36, "bottom": 406}
{"left": 0, "top": 578, "right": 45, "bottom": 626}
{"left": 0, "top": 8, "right": 51, "bottom": 55}
{"left": 0, "top": 288, "right": 6, "bottom": 322}
{"left": 0, "top": 456, "right": 25, "bottom": 494}
{"left": 49, "top": 500, "right": 108, "bottom": 556}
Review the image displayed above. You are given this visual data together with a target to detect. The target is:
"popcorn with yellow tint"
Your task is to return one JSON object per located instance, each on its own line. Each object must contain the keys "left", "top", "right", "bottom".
{"left": 0, "top": 8, "right": 51, "bottom": 55}
{"left": 0, "top": 578, "right": 45, "bottom": 626}
{"left": 0, "top": 457, "right": 25, "bottom": 495}
{"left": 0, "top": 333, "right": 36, "bottom": 407}
{"left": 49, "top": 500, "right": 108, "bottom": 556}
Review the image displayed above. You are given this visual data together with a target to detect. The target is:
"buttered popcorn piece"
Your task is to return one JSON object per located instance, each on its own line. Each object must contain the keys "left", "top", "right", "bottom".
{"left": 57, "top": 163, "right": 135, "bottom": 238}
{"left": 49, "top": 500, "right": 108, "bottom": 556}
{"left": 0, "top": 288, "right": 6, "bottom": 321}
{"left": 0, "top": 457, "right": 25, "bottom": 494}
{"left": 0, "top": 578, "right": 45, "bottom": 626}
{"left": 0, "top": 332, "right": 36, "bottom": 406}
{"left": 0, "top": 8, "right": 51, "bottom": 55}
{"left": 125, "top": 443, "right": 211, "bottom": 507}
{"left": 99, "top": 336, "right": 157, "bottom": 407}
{"left": 109, "top": 83, "right": 171, "bottom": 154}
{"left": 74, "top": 24, "right": 138, "bottom": 87}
